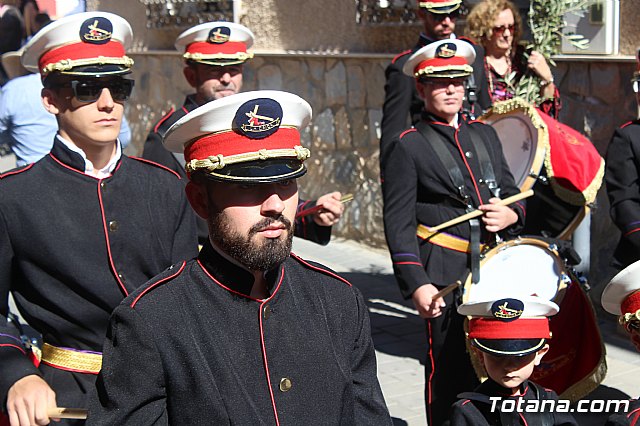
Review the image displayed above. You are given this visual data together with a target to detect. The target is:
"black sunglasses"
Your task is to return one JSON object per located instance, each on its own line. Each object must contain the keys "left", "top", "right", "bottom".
{"left": 428, "top": 9, "right": 461, "bottom": 21}
{"left": 62, "top": 79, "right": 135, "bottom": 103}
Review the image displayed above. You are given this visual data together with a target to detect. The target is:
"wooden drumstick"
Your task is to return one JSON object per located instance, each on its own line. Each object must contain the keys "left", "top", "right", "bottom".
{"left": 432, "top": 280, "right": 462, "bottom": 300}
{"left": 48, "top": 407, "right": 88, "bottom": 420}
{"left": 429, "top": 190, "right": 534, "bottom": 233}
{"left": 295, "top": 193, "right": 354, "bottom": 218}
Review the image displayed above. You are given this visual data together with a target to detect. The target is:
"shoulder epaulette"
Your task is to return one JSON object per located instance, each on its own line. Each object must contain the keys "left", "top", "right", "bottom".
{"left": 290, "top": 253, "right": 352, "bottom": 287}
{"left": 457, "top": 36, "right": 477, "bottom": 46}
{"left": 0, "top": 163, "right": 34, "bottom": 179}
{"left": 153, "top": 107, "right": 176, "bottom": 134}
{"left": 129, "top": 156, "right": 182, "bottom": 179}
{"left": 130, "top": 261, "right": 187, "bottom": 308}
{"left": 391, "top": 49, "right": 412, "bottom": 64}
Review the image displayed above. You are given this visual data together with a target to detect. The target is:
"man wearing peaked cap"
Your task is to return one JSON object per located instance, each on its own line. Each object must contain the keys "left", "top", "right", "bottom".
{"left": 87, "top": 91, "right": 393, "bottom": 425}
{"left": 606, "top": 47, "right": 640, "bottom": 273}
{"left": 142, "top": 21, "right": 345, "bottom": 246}
{"left": 450, "top": 297, "right": 578, "bottom": 425}
{"left": 379, "top": 0, "right": 491, "bottom": 173}
{"left": 382, "top": 38, "right": 525, "bottom": 426}
{"left": 0, "top": 12, "right": 198, "bottom": 426}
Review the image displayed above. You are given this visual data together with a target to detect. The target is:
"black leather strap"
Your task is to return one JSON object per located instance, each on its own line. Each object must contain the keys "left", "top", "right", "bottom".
{"left": 416, "top": 121, "right": 471, "bottom": 210}
{"left": 469, "top": 128, "right": 500, "bottom": 198}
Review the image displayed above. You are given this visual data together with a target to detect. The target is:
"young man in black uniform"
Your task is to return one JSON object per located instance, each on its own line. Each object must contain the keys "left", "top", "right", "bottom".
{"left": 606, "top": 48, "right": 640, "bottom": 272}
{"left": 142, "top": 22, "right": 344, "bottom": 246}
{"left": 87, "top": 90, "right": 392, "bottom": 425}
{"left": 380, "top": 0, "right": 491, "bottom": 170}
{"left": 382, "top": 38, "right": 525, "bottom": 426}
{"left": 451, "top": 296, "right": 577, "bottom": 425}
{"left": 0, "top": 12, "right": 198, "bottom": 425}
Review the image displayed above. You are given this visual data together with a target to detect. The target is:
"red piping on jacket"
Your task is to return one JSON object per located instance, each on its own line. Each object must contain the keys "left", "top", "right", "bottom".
{"left": 131, "top": 261, "right": 187, "bottom": 308}
{"left": 0, "top": 163, "right": 34, "bottom": 178}
{"left": 97, "top": 177, "right": 128, "bottom": 297}
{"left": 130, "top": 156, "right": 181, "bottom": 179}
{"left": 290, "top": 253, "right": 352, "bottom": 287}
{"left": 153, "top": 107, "right": 176, "bottom": 133}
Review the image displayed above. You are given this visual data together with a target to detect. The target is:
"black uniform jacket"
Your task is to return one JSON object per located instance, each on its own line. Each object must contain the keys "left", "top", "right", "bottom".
{"left": 450, "top": 378, "right": 578, "bottom": 425}
{"left": 605, "top": 120, "right": 640, "bottom": 269}
{"left": 382, "top": 113, "right": 525, "bottom": 298}
{"left": 0, "top": 139, "right": 199, "bottom": 404}
{"left": 380, "top": 34, "right": 492, "bottom": 171}
{"left": 87, "top": 243, "right": 392, "bottom": 425}
{"left": 142, "top": 95, "right": 333, "bottom": 246}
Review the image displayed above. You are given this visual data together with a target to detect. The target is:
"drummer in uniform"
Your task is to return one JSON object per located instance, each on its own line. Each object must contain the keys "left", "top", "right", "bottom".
{"left": 87, "top": 90, "right": 393, "bottom": 425}
{"left": 0, "top": 12, "right": 198, "bottom": 425}
{"left": 602, "top": 260, "right": 640, "bottom": 425}
{"left": 382, "top": 38, "right": 525, "bottom": 426}
{"left": 606, "top": 47, "right": 640, "bottom": 272}
{"left": 142, "top": 22, "right": 344, "bottom": 246}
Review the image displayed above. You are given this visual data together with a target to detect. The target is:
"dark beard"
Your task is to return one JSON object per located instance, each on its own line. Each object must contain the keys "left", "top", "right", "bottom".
{"left": 209, "top": 212, "right": 293, "bottom": 272}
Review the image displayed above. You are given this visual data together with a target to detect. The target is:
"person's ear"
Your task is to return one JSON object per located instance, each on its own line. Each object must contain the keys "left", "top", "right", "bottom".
{"left": 41, "top": 88, "right": 61, "bottom": 115}
{"left": 185, "top": 181, "right": 209, "bottom": 219}
{"left": 533, "top": 343, "right": 550, "bottom": 366}
{"left": 183, "top": 65, "right": 198, "bottom": 89}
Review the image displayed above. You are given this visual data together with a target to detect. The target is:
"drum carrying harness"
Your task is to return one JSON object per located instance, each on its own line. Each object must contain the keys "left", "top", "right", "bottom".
{"left": 415, "top": 121, "right": 499, "bottom": 284}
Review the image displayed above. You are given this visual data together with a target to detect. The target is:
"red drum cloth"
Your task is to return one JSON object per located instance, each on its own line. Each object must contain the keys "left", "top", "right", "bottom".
{"left": 529, "top": 279, "right": 606, "bottom": 401}
{"left": 538, "top": 111, "right": 604, "bottom": 206}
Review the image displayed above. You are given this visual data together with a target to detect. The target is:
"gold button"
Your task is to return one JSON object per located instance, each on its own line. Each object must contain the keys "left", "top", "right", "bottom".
{"left": 109, "top": 221, "right": 118, "bottom": 232}
{"left": 100, "top": 181, "right": 106, "bottom": 188}
{"left": 263, "top": 305, "right": 271, "bottom": 319}
{"left": 117, "top": 273, "right": 126, "bottom": 283}
{"left": 279, "top": 377, "right": 292, "bottom": 392}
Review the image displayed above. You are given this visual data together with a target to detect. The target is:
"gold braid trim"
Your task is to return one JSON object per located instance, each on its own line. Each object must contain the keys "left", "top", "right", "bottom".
{"left": 415, "top": 64, "right": 473, "bottom": 78}
{"left": 184, "top": 52, "right": 254, "bottom": 62}
{"left": 186, "top": 146, "right": 310, "bottom": 174}
{"left": 41, "top": 343, "right": 102, "bottom": 373}
{"left": 418, "top": 1, "right": 461, "bottom": 11}
{"left": 619, "top": 309, "right": 640, "bottom": 327}
{"left": 42, "top": 56, "right": 134, "bottom": 74}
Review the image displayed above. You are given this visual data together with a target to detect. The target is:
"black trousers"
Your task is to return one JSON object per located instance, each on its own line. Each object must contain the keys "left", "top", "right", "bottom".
{"left": 424, "top": 289, "right": 479, "bottom": 426}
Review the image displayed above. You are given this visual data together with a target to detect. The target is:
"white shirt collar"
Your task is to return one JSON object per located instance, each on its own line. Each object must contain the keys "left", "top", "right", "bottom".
{"left": 56, "top": 134, "right": 122, "bottom": 178}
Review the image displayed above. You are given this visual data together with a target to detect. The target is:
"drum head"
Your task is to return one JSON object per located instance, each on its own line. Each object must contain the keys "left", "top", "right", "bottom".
{"left": 464, "top": 240, "right": 565, "bottom": 303}
{"left": 481, "top": 98, "right": 547, "bottom": 191}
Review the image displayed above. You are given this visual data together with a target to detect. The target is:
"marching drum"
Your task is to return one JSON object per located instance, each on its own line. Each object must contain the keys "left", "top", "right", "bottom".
{"left": 463, "top": 237, "right": 606, "bottom": 401}
{"left": 480, "top": 98, "right": 603, "bottom": 239}
{"left": 462, "top": 237, "right": 569, "bottom": 304}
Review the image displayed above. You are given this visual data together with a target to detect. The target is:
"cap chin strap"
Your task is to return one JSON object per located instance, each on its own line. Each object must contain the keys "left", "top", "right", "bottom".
{"left": 186, "top": 146, "right": 311, "bottom": 174}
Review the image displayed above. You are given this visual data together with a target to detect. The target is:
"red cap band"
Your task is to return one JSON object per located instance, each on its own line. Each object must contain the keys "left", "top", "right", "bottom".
{"left": 415, "top": 56, "right": 467, "bottom": 74}
{"left": 468, "top": 317, "right": 551, "bottom": 339}
{"left": 621, "top": 290, "right": 640, "bottom": 316}
{"left": 184, "top": 128, "right": 301, "bottom": 163}
{"left": 186, "top": 41, "right": 247, "bottom": 56}
{"left": 38, "top": 40, "right": 126, "bottom": 72}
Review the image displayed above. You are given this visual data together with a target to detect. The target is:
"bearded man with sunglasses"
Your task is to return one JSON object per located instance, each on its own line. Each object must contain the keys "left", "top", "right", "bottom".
{"left": 380, "top": 0, "right": 491, "bottom": 171}
{"left": 382, "top": 39, "right": 524, "bottom": 426}
{"left": 0, "top": 12, "right": 198, "bottom": 425}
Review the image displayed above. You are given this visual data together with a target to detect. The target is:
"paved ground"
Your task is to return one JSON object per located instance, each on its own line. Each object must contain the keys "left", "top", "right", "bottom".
{"left": 292, "top": 236, "right": 640, "bottom": 426}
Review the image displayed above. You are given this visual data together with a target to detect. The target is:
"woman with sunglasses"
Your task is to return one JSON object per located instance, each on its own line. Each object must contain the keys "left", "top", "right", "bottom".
{"left": 465, "top": 0, "right": 559, "bottom": 117}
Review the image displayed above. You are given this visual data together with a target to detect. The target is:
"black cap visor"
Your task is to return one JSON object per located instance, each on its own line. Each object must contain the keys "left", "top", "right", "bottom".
{"left": 472, "top": 338, "right": 547, "bottom": 357}
{"left": 199, "top": 159, "right": 307, "bottom": 184}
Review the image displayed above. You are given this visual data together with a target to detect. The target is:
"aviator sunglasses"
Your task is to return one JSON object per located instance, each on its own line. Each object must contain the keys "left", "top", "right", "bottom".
{"left": 62, "top": 78, "right": 135, "bottom": 103}
{"left": 493, "top": 24, "right": 516, "bottom": 35}
{"left": 428, "top": 9, "right": 461, "bottom": 21}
